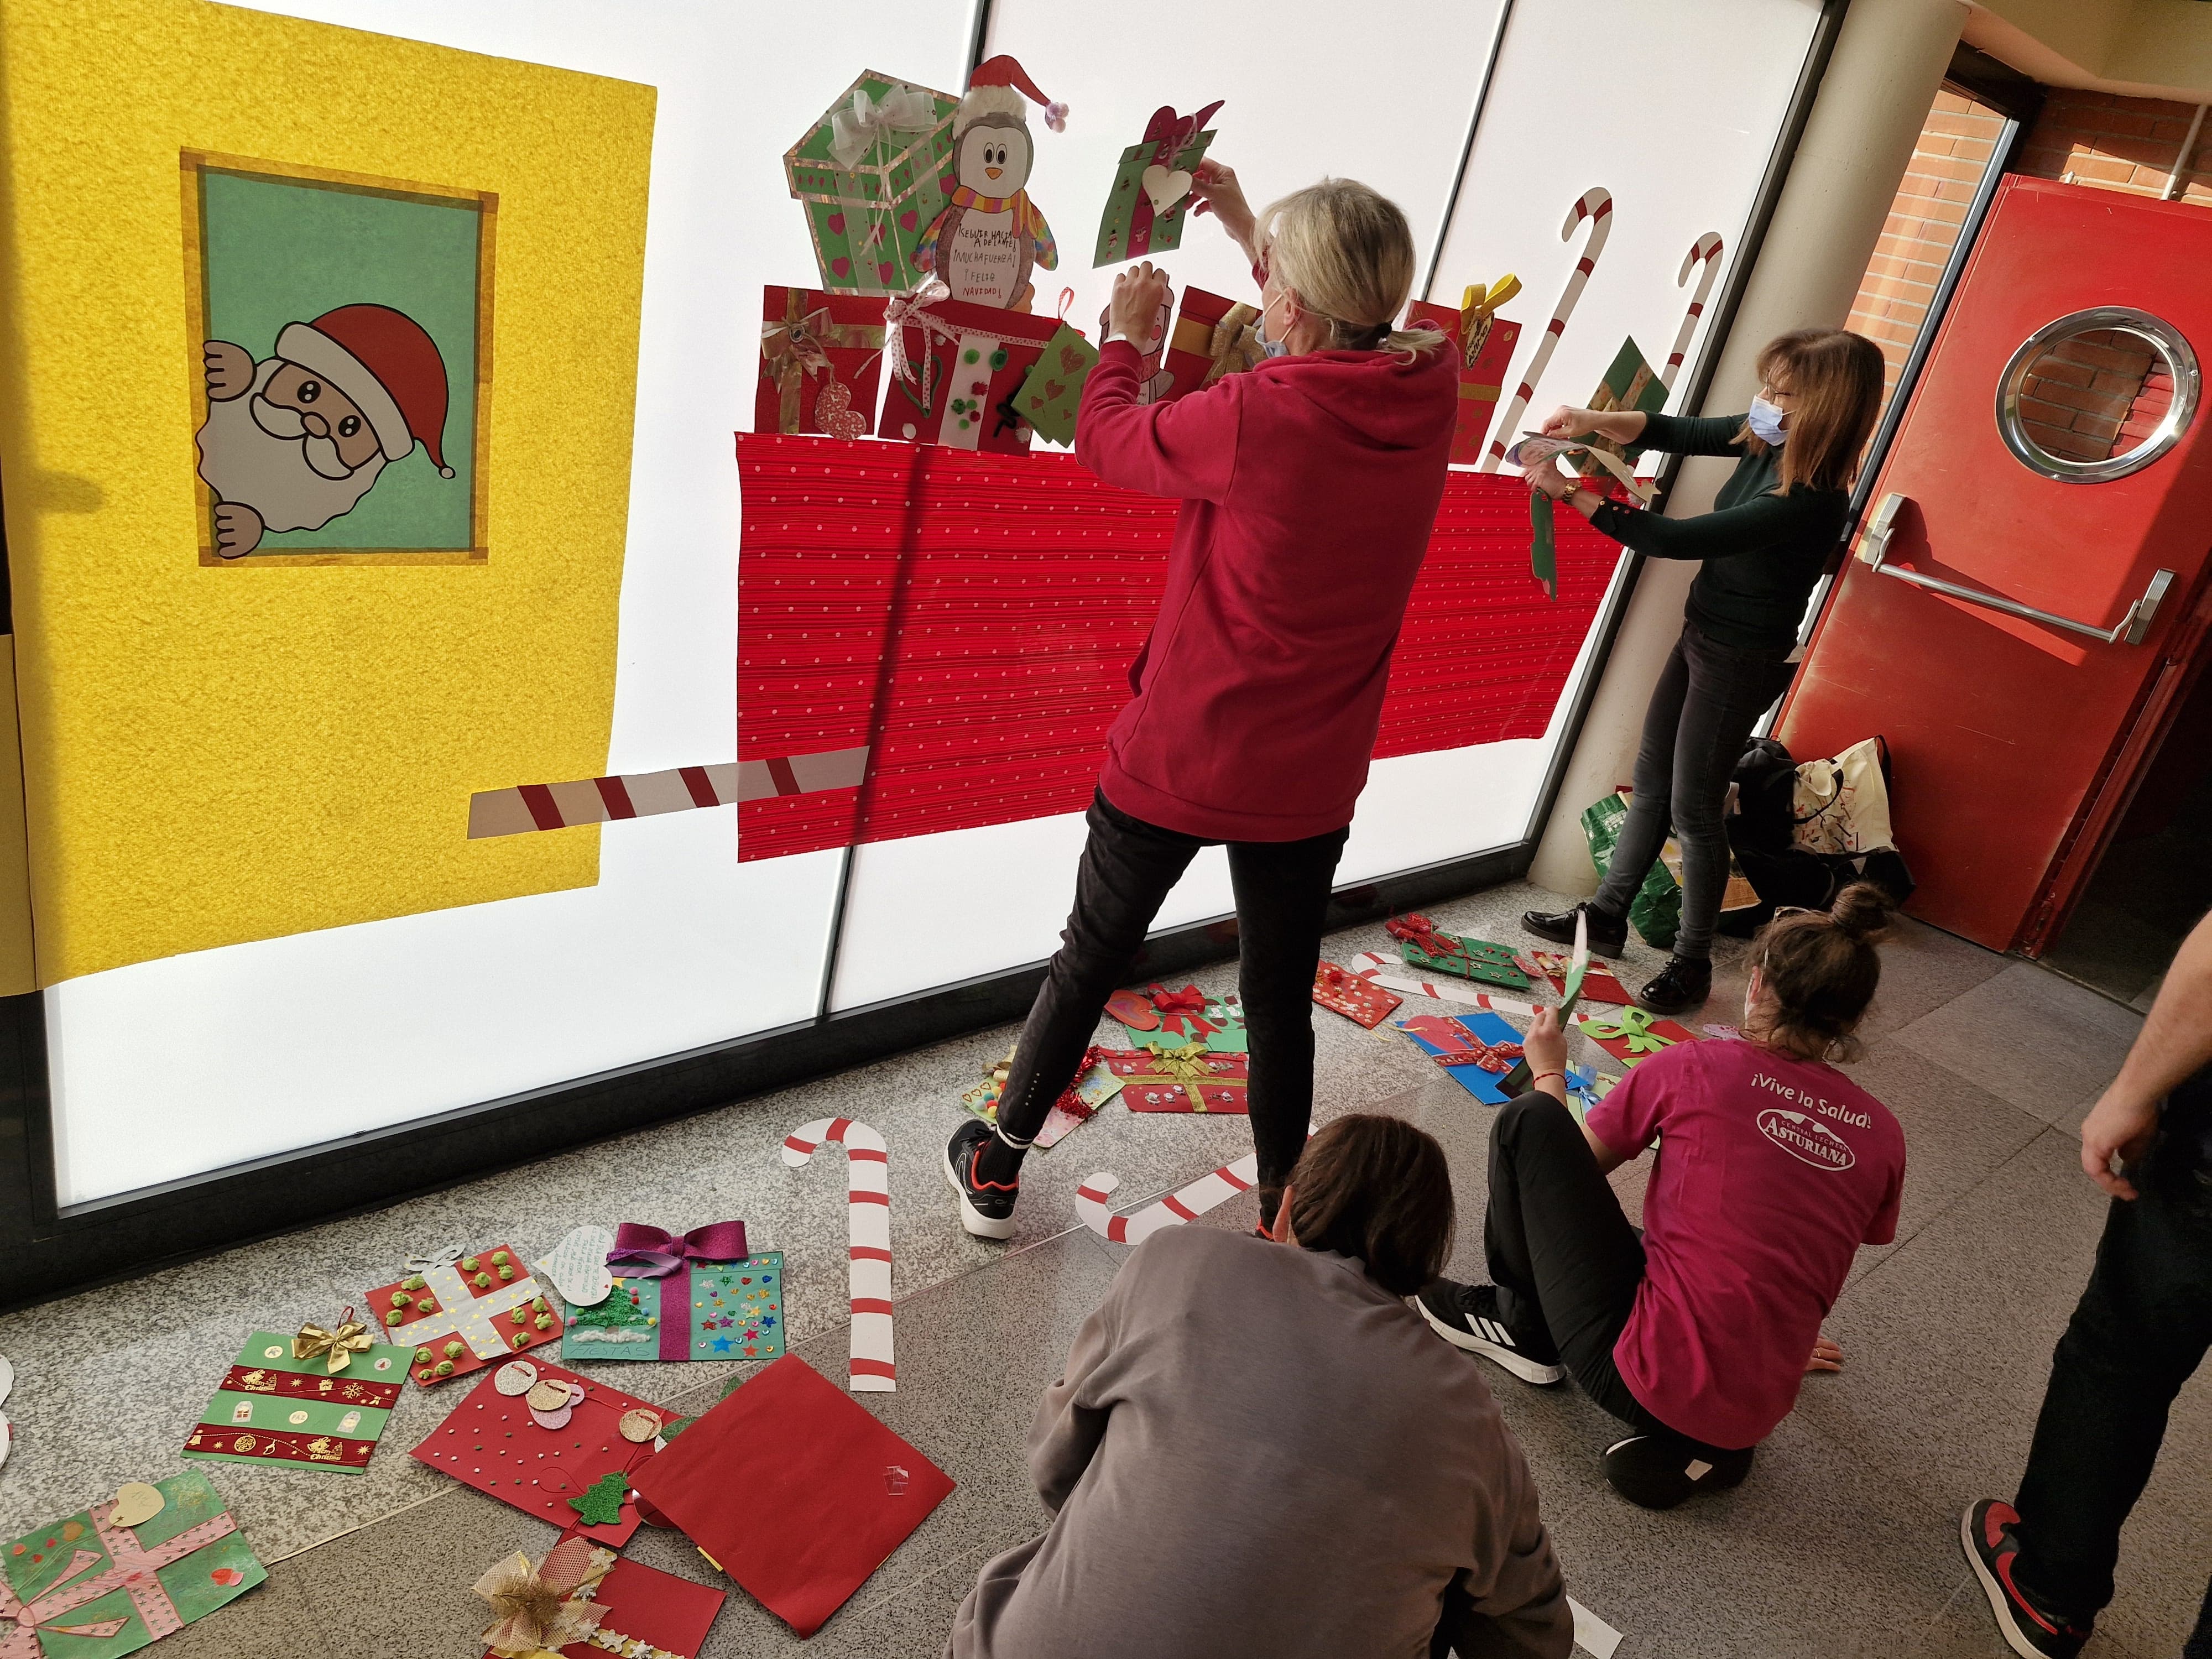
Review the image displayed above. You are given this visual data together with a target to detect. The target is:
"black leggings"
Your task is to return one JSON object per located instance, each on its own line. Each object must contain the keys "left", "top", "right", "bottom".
{"left": 1592, "top": 621, "right": 1796, "bottom": 962}
{"left": 993, "top": 789, "right": 1347, "bottom": 1190}
{"left": 1484, "top": 1090, "right": 1747, "bottom": 1455}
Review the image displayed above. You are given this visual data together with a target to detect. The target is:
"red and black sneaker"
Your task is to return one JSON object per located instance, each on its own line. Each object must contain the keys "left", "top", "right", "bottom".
{"left": 943, "top": 1119, "right": 1019, "bottom": 1240}
{"left": 1961, "top": 1499, "right": 2090, "bottom": 1659}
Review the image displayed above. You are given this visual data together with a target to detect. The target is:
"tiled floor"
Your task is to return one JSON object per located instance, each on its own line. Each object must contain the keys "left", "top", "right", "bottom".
{"left": 2, "top": 880, "right": 2202, "bottom": 1657}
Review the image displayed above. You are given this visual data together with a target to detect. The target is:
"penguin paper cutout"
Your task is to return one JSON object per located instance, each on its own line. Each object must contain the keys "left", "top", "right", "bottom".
{"left": 915, "top": 55, "right": 1063, "bottom": 311}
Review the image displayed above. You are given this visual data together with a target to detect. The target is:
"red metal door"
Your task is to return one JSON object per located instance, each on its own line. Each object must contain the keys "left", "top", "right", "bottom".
{"left": 1780, "top": 179, "right": 2212, "bottom": 952}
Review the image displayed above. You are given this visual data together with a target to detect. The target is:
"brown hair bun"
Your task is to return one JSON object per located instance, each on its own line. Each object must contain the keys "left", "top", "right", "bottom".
{"left": 1747, "top": 881, "right": 1894, "bottom": 1061}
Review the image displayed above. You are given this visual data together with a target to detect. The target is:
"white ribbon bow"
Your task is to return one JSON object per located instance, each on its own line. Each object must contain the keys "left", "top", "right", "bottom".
{"left": 828, "top": 84, "right": 937, "bottom": 170}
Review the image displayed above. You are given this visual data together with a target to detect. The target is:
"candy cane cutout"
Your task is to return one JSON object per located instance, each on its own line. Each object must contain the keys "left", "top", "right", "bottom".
{"left": 1483, "top": 187, "right": 1614, "bottom": 470}
{"left": 1352, "top": 952, "right": 1539, "bottom": 1016}
{"left": 1075, "top": 1123, "right": 1318, "bottom": 1244}
{"left": 1662, "top": 233, "right": 1724, "bottom": 388}
{"left": 781, "top": 1117, "right": 894, "bottom": 1391}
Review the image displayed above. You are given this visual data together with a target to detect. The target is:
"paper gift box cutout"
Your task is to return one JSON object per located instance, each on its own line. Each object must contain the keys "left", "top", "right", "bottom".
{"left": 478, "top": 1538, "right": 726, "bottom": 1659}
{"left": 1575, "top": 1008, "right": 1699, "bottom": 1068}
{"left": 1313, "top": 961, "right": 1402, "bottom": 1029}
{"left": 757, "top": 286, "right": 885, "bottom": 439}
{"left": 1011, "top": 321, "right": 1098, "bottom": 447}
{"left": 1385, "top": 915, "right": 1530, "bottom": 990}
{"left": 2, "top": 1468, "right": 265, "bottom": 1657}
{"left": 1575, "top": 335, "right": 1669, "bottom": 482}
{"left": 366, "top": 1243, "right": 564, "bottom": 1387}
{"left": 629, "top": 1355, "right": 954, "bottom": 1639}
{"left": 1116, "top": 983, "right": 1238, "bottom": 1051}
{"left": 1516, "top": 950, "right": 1636, "bottom": 1008}
{"left": 1106, "top": 1044, "right": 1249, "bottom": 1113}
{"left": 961, "top": 1044, "right": 1119, "bottom": 1150}
{"left": 565, "top": 1253, "right": 787, "bottom": 1365}
{"left": 881, "top": 285, "right": 1059, "bottom": 452}
{"left": 1159, "top": 285, "right": 1262, "bottom": 404}
{"left": 182, "top": 1328, "right": 410, "bottom": 1473}
{"left": 413, "top": 1359, "right": 672, "bottom": 1547}
{"left": 785, "top": 72, "right": 959, "bottom": 296}
{"left": 1407, "top": 290, "right": 1524, "bottom": 466}
{"left": 1394, "top": 1012, "right": 1528, "bottom": 1105}
{"left": 1094, "top": 102, "right": 1222, "bottom": 267}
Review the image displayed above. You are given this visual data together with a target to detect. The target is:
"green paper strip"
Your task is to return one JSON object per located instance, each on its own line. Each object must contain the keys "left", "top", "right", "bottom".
{"left": 1531, "top": 491, "right": 1557, "bottom": 601}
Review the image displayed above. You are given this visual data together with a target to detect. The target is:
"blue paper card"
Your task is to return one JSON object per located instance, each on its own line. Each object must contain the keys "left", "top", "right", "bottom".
{"left": 1394, "top": 1010, "right": 1528, "bottom": 1105}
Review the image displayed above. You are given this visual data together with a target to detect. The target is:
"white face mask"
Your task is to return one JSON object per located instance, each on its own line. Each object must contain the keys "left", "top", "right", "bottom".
{"left": 1747, "top": 394, "right": 1788, "bottom": 445}
{"left": 1256, "top": 290, "right": 1291, "bottom": 359}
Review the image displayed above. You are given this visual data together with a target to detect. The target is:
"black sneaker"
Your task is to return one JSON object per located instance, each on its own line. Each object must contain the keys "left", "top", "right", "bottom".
{"left": 1636, "top": 954, "right": 1711, "bottom": 1015}
{"left": 1602, "top": 1432, "right": 1754, "bottom": 1510}
{"left": 1415, "top": 1280, "right": 1567, "bottom": 1384}
{"left": 1521, "top": 903, "right": 1628, "bottom": 958}
{"left": 1961, "top": 1500, "right": 2090, "bottom": 1658}
{"left": 943, "top": 1120, "right": 1019, "bottom": 1240}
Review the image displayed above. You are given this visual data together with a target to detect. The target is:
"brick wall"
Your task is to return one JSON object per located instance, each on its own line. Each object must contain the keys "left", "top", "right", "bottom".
{"left": 2012, "top": 328, "right": 2168, "bottom": 462}
{"left": 2014, "top": 87, "right": 2212, "bottom": 204}
{"left": 1844, "top": 88, "right": 2009, "bottom": 413}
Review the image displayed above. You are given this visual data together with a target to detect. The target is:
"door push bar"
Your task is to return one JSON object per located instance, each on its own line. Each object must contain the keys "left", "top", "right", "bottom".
{"left": 1854, "top": 492, "right": 2174, "bottom": 647}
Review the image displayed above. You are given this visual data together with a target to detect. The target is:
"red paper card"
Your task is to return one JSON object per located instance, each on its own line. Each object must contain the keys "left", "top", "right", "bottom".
{"left": 1104, "top": 1047, "right": 1249, "bottom": 1113}
{"left": 366, "top": 1242, "right": 565, "bottom": 1388}
{"left": 1313, "top": 961, "right": 1402, "bottom": 1028}
{"left": 413, "top": 1360, "right": 670, "bottom": 1546}
{"left": 1518, "top": 950, "right": 1636, "bottom": 1008}
{"left": 481, "top": 1543, "right": 727, "bottom": 1659}
{"left": 1578, "top": 1013, "right": 1700, "bottom": 1068}
{"left": 629, "top": 1356, "right": 953, "bottom": 1638}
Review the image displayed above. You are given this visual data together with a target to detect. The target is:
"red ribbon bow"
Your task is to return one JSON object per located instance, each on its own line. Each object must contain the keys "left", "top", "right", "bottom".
{"left": 604, "top": 1222, "right": 750, "bottom": 1279}
{"left": 1386, "top": 914, "right": 1469, "bottom": 960}
{"left": 1146, "top": 984, "right": 1222, "bottom": 1041}
{"left": 1400, "top": 1015, "right": 1524, "bottom": 1074}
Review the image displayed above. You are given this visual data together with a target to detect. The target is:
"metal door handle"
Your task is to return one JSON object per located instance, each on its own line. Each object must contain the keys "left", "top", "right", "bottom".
{"left": 1853, "top": 491, "right": 2175, "bottom": 645}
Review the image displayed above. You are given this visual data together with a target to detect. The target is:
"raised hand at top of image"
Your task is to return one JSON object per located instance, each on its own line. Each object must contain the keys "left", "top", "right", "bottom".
{"left": 1187, "top": 159, "right": 1256, "bottom": 259}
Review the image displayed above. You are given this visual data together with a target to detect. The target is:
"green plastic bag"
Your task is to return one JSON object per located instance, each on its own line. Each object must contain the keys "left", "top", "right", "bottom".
{"left": 1580, "top": 790, "right": 1679, "bottom": 950}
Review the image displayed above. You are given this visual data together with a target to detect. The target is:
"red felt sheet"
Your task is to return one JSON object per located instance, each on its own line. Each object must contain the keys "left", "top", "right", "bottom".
{"left": 737, "top": 435, "right": 1618, "bottom": 862}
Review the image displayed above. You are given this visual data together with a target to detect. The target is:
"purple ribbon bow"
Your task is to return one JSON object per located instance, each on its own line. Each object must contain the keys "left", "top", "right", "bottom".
{"left": 605, "top": 1222, "right": 750, "bottom": 1363}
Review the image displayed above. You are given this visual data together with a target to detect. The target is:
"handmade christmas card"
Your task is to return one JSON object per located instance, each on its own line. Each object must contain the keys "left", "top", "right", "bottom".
{"left": 916, "top": 56, "right": 1067, "bottom": 310}
{"left": 476, "top": 1535, "right": 726, "bottom": 1659}
{"left": 1313, "top": 961, "right": 1402, "bottom": 1029}
{"left": 1094, "top": 102, "right": 1222, "bottom": 267}
{"left": 1516, "top": 950, "right": 1636, "bottom": 1009}
{"left": 1385, "top": 915, "right": 1530, "bottom": 990}
{"left": 1106, "top": 1044, "right": 1249, "bottom": 1113}
{"left": 1394, "top": 1011, "right": 1529, "bottom": 1105}
{"left": 412, "top": 1358, "right": 672, "bottom": 1547}
{"left": 757, "top": 287, "right": 885, "bottom": 439}
{"left": 785, "top": 72, "right": 959, "bottom": 296}
{"left": 564, "top": 1253, "right": 786, "bottom": 1365}
{"left": 1010, "top": 322, "right": 1098, "bottom": 447}
{"left": 1576, "top": 336, "right": 1669, "bottom": 481}
{"left": 1114, "top": 984, "right": 1242, "bottom": 1051}
{"left": 881, "top": 288, "right": 1060, "bottom": 451}
{"left": 182, "top": 1325, "right": 410, "bottom": 1473}
{"left": 1575, "top": 1008, "right": 1699, "bottom": 1068}
{"left": 1408, "top": 276, "right": 1523, "bottom": 465}
{"left": 1159, "top": 285, "right": 1262, "bottom": 403}
{"left": 366, "top": 1244, "right": 564, "bottom": 1387}
{"left": 961, "top": 1045, "right": 1119, "bottom": 1150}
{"left": 628, "top": 1356, "right": 954, "bottom": 1639}
{"left": 2, "top": 1469, "right": 265, "bottom": 1657}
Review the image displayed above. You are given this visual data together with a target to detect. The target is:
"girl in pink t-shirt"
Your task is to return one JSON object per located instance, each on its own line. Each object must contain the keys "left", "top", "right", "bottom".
{"left": 1419, "top": 884, "right": 1908, "bottom": 1509}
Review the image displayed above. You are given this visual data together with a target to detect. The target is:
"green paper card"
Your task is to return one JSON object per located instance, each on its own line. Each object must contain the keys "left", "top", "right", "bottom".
{"left": 182, "top": 1329, "right": 411, "bottom": 1473}
{"left": 1013, "top": 324, "right": 1098, "bottom": 447}
{"left": 1577, "top": 335, "right": 1668, "bottom": 483}
{"left": 3, "top": 1469, "right": 266, "bottom": 1657}
{"left": 1094, "top": 124, "right": 1218, "bottom": 267}
{"left": 1400, "top": 932, "right": 1531, "bottom": 990}
{"left": 565, "top": 1253, "right": 786, "bottom": 1364}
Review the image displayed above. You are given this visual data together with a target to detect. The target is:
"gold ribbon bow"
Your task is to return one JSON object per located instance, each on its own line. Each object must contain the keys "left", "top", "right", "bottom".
{"left": 292, "top": 1309, "right": 373, "bottom": 1375}
{"left": 1458, "top": 273, "right": 1522, "bottom": 369}
{"left": 475, "top": 1538, "right": 613, "bottom": 1659}
{"left": 1146, "top": 1041, "right": 1225, "bottom": 1109}
{"left": 763, "top": 294, "right": 837, "bottom": 434}
{"left": 1201, "top": 303, "right": 1264, "bottom": 388}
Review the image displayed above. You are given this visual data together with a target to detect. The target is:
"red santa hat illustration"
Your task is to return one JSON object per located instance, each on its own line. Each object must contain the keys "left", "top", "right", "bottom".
{"left": 959, "top": 54, "right": 1067, "bottom": 136}
{"left": 273, "top": 303, "right": 454, "bottom": 477}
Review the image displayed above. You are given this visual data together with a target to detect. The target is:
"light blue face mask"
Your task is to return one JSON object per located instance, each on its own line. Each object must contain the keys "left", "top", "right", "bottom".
{"left": 1747, "top": 394, "right": 1788, "bottom": 445}
{"left": 1257, "top": 293, "right": 1290, "bottom": 359}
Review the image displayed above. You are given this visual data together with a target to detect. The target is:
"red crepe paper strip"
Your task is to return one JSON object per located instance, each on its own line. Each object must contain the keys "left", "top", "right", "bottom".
{"left": 735, "top": 439, "right": 1617, "bottom": 862}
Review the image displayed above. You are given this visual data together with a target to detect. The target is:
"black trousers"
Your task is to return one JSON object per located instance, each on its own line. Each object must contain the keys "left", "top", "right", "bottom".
{"left": 1592, "top": 622, "right": 1796, "bottom": 962}
{"left": 2013, "top": 1076, "right": 2212, "bottom": 1635}
{"left": 1484, "top": 1091, "right": 1746, "bottom": 1453}
{"left": 994, "top": 789, "right": 1348, "bottom": 1190}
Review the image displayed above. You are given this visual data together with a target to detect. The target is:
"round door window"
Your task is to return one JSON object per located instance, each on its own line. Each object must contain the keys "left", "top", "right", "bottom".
{"left": 1996, "top": 306, "right": 2199, "bottom": 483}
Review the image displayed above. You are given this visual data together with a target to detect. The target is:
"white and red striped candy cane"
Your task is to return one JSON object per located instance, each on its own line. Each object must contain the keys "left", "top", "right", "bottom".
{"left": 1661, "top": 233, "right": 1724, "bottom": 389}
{"left": 781, "top": 1117, "right": 895, "bottom": 1391}
{"left": 1352, "top": 952, "right": 1538, "bottom": 1017}
{"left": 1483, "top": 187, "right": 1614, "bottom": 471}
{"left": 1075, "top": 1153, "right": 1260, "bottom": 1246}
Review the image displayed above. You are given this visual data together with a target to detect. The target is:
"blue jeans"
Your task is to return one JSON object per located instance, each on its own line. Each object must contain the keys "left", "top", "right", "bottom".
{"left": 1593, "top": 623, "right": 1796, "bottom": 961}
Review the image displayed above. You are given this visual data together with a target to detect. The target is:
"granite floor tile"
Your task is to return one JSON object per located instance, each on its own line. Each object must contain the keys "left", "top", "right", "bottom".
{"left": 1854, "top": 915, "right": 2012, "bottom": 1042}
{"left": 1891, "top": 961, "right": 2142, "bottom": 1124}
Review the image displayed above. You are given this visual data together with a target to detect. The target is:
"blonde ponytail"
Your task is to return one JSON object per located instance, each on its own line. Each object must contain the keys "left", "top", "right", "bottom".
{"left": 1257, "top": 178, "right": 1447, "bottom": 359}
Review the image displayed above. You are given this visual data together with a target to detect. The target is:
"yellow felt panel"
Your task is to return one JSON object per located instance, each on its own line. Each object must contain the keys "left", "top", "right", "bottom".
{"left": 0, "top": 0, "right": 655, "bottom": 983}
{"left": 0, "top": 639, "right": 37, "bottom": 996}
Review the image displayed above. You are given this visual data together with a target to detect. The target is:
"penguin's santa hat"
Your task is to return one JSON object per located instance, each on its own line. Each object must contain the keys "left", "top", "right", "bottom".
{"left": 958, "top": 55, "right": 1067, "bottom": 135}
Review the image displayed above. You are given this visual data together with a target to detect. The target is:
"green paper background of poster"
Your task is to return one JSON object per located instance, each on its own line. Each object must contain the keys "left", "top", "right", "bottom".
{"left": 199, "top": 169, "right": 481, "bottom": 550}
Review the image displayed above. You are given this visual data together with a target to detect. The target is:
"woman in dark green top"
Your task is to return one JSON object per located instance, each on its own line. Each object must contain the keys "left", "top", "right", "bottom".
{"left": 1519, "top": 328, "right": 1885, "bottom": 1014}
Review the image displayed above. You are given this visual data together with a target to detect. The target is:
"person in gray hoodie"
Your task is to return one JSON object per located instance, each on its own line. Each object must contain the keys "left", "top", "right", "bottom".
{"left": 946, "top": 1114, "right": 1572, "bottom": 1659}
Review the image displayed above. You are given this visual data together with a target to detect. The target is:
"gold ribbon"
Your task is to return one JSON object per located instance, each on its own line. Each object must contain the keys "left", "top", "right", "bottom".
{"left": 475, "top": 1539, "right": 614, "bottom": 1659}
{"left": 1145, "top": 1042, "right": 1222, "bottom": 1110}
{"left": 762, "top": 291, "right": 884, "bottom": 434}
{"left": 291, "top": 1310, "right": 373, "bottom": 1375}
{"left": 1202, "top": 303, "right": 1264, "bottom": 387}
{"left": 1458, "top": 273, "right": 1522, "bottom": 371}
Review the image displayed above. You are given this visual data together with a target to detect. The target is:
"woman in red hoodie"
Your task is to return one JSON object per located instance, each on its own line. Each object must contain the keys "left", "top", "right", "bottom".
{"left": 946, "top": 164, "right": 1457, "bottom": 1239}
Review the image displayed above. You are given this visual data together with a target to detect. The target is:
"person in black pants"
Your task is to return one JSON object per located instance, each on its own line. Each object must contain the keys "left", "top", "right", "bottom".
{"left": 1519, "top": 328, "right": 1885, "bottom": 1015}
{"left": 1964, "top": 907, "right": 2212, "bottom": 1659}
{"left": 1420, "top": 888, "right": 1905, "bottom": 1509}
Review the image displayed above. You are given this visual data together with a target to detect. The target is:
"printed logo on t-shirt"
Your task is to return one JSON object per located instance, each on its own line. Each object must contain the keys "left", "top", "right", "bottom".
{"left": 1749, "top": 1070, "right": 1872, "bottom": 1128}
{"left": 1756, "top": 1108, "right": 1856, "bottom": 1171}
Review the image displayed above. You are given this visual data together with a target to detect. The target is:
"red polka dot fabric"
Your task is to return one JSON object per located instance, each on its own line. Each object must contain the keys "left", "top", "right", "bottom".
{"left": 736, "top": 434, "right": 1619, "bottom": 862}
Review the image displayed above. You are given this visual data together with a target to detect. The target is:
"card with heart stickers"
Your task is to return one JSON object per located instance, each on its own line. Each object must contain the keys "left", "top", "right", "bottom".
{"left": 1013, "top": 322, "right": 1099, "bottom": 447}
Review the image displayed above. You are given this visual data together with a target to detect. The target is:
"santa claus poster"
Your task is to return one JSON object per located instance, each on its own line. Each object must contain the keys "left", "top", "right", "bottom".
{"left": 189, "top": 157, "right": 488, "bottom": 564}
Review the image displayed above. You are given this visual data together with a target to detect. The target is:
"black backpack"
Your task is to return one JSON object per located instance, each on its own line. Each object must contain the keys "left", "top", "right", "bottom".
{"left": 1720, "top": 737, "right": 1914, "bottom": 934}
